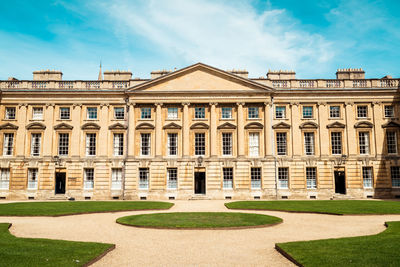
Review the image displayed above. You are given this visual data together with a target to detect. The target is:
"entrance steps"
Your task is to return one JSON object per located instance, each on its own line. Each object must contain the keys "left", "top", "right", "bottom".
{"left": 189, "top": 195, "right": 211, "bottom": 200}
{"left": 48, "top": 195, "right": 69, "bottom": 201}
{"left": 330, "top": 194, "right": 355, "bottom": 200}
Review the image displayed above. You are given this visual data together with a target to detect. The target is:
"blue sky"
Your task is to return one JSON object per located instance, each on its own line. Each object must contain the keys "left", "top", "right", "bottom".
{"left": 0, "top": 0, "right": 399, "bottom": 80}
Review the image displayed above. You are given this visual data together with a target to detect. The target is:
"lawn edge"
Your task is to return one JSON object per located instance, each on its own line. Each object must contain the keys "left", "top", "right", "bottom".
{"left": 274, "top": 221, "right": 391, "bottom": 267}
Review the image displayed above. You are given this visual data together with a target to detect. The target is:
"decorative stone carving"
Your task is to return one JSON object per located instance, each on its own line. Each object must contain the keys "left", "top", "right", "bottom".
{"left": 299, "top": 121, "right": 319, "bottom": 129}
{"left": 354, "top": 121, "right": 374, "bottom": 128}
{"left": 26, "top": 122, "right": 46, "bottom": 130}
{"left": 382, "top": 121, "right": 400, "bottom": 128}
{"left": 54, "top": 123, "right": 73, "bottom": 130}
{"left": 135, "top": 122, "right": 155, "bottom": 130}
{"left": 190, "top": 122, "right": 209, "bottom": 129}
{"left": 217, "top": 122, "right": 236, "bottom": 129}
{"left": 244, "top": 122, "right": 263, "bottom": 129}
{"left": 272, "top": 122, "right": 291, "bottom": 129}
{"left": 0, "top": 123, "right": 18, "bottom": 130}
{"left": 326, "top": 121, "right": 346, "bottom": 129}
{"left": 108, "top": 123, "right": 127, "bottom": 130}
{"left": 81, "top": 122, "right": 101, "bottom": 130}
{"left": 163, "top": 122, "right": 182, "bottom": 129}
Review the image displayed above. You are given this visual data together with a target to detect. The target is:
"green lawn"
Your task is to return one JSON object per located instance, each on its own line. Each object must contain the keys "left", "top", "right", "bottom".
{"left": 0, "top": 223, "right": 113, "bottom": 267}
{"left": 276, "top": 221, "right": 400, "bottom": 267}
{"left": 225, "top": 200, "right": 400, "bottom": 215}
{"left": 0, "top": 201, "right": 173, "bottom": 216}
{"left": 117, "top": 212, "right": 282, "bottom": 229}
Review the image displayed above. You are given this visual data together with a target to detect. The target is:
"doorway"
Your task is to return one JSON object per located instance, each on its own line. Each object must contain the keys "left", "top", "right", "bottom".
{"left": 334, "top": 170, "right": 346, "bottom": 194}
{"left": 55, "top": 172, "right": 66, "bottom": 194}
{"left": 194, "top": 172, "right": 206, "bottom": 194}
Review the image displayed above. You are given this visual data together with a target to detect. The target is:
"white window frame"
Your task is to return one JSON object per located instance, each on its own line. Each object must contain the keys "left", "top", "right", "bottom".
{"left": 59, "top": 107, "right": 70, "bottom": 120}
{"left": 248, "top": 107, "right": 259, "bottom": 119}
{"left": 84, "top": 168, "right": 94, "bottom": 189}
{"left": 276, "top": 132, "right": 287, "bottom": 155}
{"left": 249, "top": 132, "right": 259, "bottom": 157}
{"left": 221, "top": 107, "right": 232, "bottom": 119}
{"left": 28, "top": 168, "right": 38, "bottom": 190}
{"left": 139, "top": 168, "right": 149, "bottom": 189}
{"left": 391, "top": 166, "right": 400, "bottom": 187}
{"left": 31, "top": 133, "right": 41, "bottom": 157}
{"left": 222, "top": 132, "right": 232, "bottom": 156}
{"left": 194, "top": 107, "right": 205, "bottom": 119}
{"left": 331, "top": 132, "right": 342, "bottom": 155}
{"left": 3, "top": 133, "right": 14, "bottom": 156}
{"left": 140, "top": 133, "right": 151, "bottom": 156}
{"left": 141, "top": 107, "right": 151, "bottom": 119}
{"left": 306, "top": 167, "right": 317, "bottom": 189}
{"left": 329, "top": 106, "right": 340, "bottom": 118}
{"left": 302, "top": 106, "right": 313, "bottom": 119}
{"left": 359, "top": 132, "right": 370, "bottom": 155}
{"left": 195, "top": 133, "right": 205, "bottom": 156}
{"left": 167, "top": 133, "right": 178, "bottom": 156}
{"left": 32, "top": 107, "right": 43, "bottom": 120}
{"left": 278, "top": 167, "right": 289, "bottom": 189}
{"left": 111, "top": 168, "right": 122, "bottom": 190}
{"left": 167, "top": 107, "right": 178, "bottom": 120}
{"left": 304, "top": 132, "right": 315, "bottom": 156}
{"left": 114, "top": 107, "right": 125, "bottom": 120}
{"left": 357, "top": 105, "right": 368, "bottom": 118}
{"left": 58, "top": 133, "right": 69, "bottom": 156}
{"left": 387, "top": 131, "right": 397, "bottom": 154}
{"left": 384, "top": 105, "right": 394, "bottom": 118}
{"left": 362, "top": 167, "right": 373, "bottom": 188}
{"left": 275, "top": 106, "right": 286, "bottom": 119}
{"left": 113, "top": 133, "right": 124, "bottom": 156}
{"left": 251, "top": 167, "right": 261, "bottom": 189}
{"left": 223, "top": 167, "right": 233, "bottom": 189}
{"left": 167, "top": 168, "right": 178, "bottom": 189}
{"left": 87, "top": 107, "right": 98, "bottom": 120}
{"left": 0, "top": 168, "right": 10, "bottom": 190}
{"left": 86, "top": 133, "right": 96, "bottom": 156}
{"left": 5, "top": 107, "right": 16, "bottom": 120}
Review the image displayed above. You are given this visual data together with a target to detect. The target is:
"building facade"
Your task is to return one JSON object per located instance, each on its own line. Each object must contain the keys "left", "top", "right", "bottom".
{"left": 0, "top": 63, "right": 399, "bottom": 200}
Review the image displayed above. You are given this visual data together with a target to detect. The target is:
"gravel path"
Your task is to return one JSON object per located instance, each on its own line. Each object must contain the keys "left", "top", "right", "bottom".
{"left": 1, "top": 200, "right": 400, "bottom": 266}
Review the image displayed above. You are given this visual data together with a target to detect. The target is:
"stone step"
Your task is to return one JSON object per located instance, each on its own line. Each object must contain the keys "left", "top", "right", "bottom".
{"left": 330, "top": 194, "right": 355, "bottom": 200}
{"left": 48, "top": 195, "right": 69, "bottom": 200}
{"left": 189, "top": 195, "right": 211, "bottom": 200}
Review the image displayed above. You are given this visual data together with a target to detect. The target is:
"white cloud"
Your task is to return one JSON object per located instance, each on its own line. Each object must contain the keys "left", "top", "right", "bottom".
{"left": 97, "top": 0, "right": 334, "bottom": 77}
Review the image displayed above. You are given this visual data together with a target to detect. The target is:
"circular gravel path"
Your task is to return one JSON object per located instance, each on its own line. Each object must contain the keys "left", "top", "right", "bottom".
{"left": 1, "top": 200, "right": 400, "bottom": 266}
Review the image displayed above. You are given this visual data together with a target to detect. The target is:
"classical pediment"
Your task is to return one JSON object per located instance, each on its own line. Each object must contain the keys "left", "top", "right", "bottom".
{"left": 127, "top": 63, "right": 273, "bottom": 93}
{"left": 272, "top": 122, "right": 291, "bottom": 129}
{"left": 26, "top": 122, "right": 46, "bottom": 130}
{"left": 217, "top": 122, "right": 236, "bottom": 129}
{"left": 108, "top": 123, "right": 127, "bottom": 130}
{"left": 354, "top": 121, "right": 374, "bottom": 128}
{"left": 81, "top": 122, "right": 101, "bottom": 130}
{"left": 244, "top": 122, "right": 264, "bottom": 129}
{"left": 299, "top": 122, "right": 319, "bottom": 129}
{"left": 0, "top": 123, "right": 18, "bottom": 130}
{"left": 163, "top": 122, "right": 182, "bottom": 129}
{"left": 190, "top": 122, "right": 209, "bottom": 129}
{"left": 136, "top": 122, "right": 155, "bottom": 130}
{"left": 54, "top": 123, "right": 73, "bottom": 130}
{"left": 382, "top": 121, "right": 400, "bottom": 128}
{"left": 326, "top": 122, "right": 346, "bottom": 129}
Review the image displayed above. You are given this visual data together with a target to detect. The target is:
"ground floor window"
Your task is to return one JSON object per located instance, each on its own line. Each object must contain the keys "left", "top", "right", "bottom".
{"left": 251, "top": 167, "right": 261, "bottom": 189}
{"left": 84, "top": 168, "right": 94, "bottom": 189}
{"left": 223, "top": 167, "right": 233, "bottom": 189}
{"left": 0, "top": 168, "right": 10, "bottom": 190}
{"left": 167, "top": 168, "right": 178, "bottom": 189}
{"left": 111, "top": 168, "right": 122, "bottom": 190}
{"left": 391, "top": 166, "right": 400, "bottom": 187}
{"left": 278, "top": 167, "right": 289, "bottom": 189}
{"left": 362, "top": 167, "right": 373, "bottom": 188}
{"left": 28, "top": 168, "right": 38, "bottom": 189}
{"left": 306, "top": 167, "right": 317, "bottom": 189}
{"left": 139, "top": 168, "right": 149, "bottom": 189}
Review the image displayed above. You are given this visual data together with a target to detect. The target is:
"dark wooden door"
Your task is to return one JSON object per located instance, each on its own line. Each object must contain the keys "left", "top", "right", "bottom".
{"left": 334, "top": 171, "right": 346, "bottom": 194}
{"left": 194, "top": 172, "right": 206, "bottom": 194}
{"left": 55, "top": 172, "right": 66, "bottom": 194}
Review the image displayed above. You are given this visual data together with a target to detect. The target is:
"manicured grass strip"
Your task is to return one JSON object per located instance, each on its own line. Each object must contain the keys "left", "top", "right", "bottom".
{"left": 225, "top": 200, "right": 400, "bottom": 215}
{"left": 0, "top": 223, "right": 114, "bottom": 267}
{"left": 0, "top": 201, "right": 173, "bottom": 216}
{"left": 117, "top": 212, "right": 282, "bottom": 229}
{"left": 276, "top": 221, "right": 400, "bottom": 267}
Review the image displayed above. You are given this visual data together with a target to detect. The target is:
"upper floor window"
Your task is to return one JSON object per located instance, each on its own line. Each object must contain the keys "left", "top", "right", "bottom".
{"left": 331, "top": 132, "right": 342, "bottom": 155}
{"left": 221, "top": 107, "right": 232, "bottom": 119}
{"left": 32, "top": 107, "right": 43, "bottom": 120}
{"left": 194, "top": 133, "right": 205, "bottom": 155}
{"left": 167, "top": 107, "right": 178, "bottom": 120}
{"left": 359, "top": 132, "right": 370, "bottom": 154}
{"left": 302, "top": 106, "right": 313, "bottom": 119}
{"left": 222, "top": 133, "right": 232, "bottom": 156}
{"left": 275, "top": 106, "right": 286, "bottom": 119}
{"left": 384, "top": 105, "right": 395, "bottom": 118}
{"left": 249, "top": 132, "right": 259, "bottom": 157}
{"left": 276, "top": 132, "right": 287, "bottom": 155}
{"left": 3, "top": 133, "right": 14, "bottom": 156}
{"left": 278, "top": 167, "right": 289, "bottom": 189}
{"left": 31, "top": 133, "right": 41, "bottom": 157}
{"left": 60, "top": 107, "right": 70, "bottom": 120}
{"left": 391, "top": 166, "right": 400, "bottom": 187}
{"left": 87, "top": 107, "right": 97, "bottom": 120}
{"left": 248, "top": 107, "right": 259, "bottom": 119}
{"left": 167, "top": 133, "right": 177, "bottom": 156}
{"left": 363, "top": 167, "right": 373, "bottom": 188}
{"left": 5, "top": 107, "right": 16, "bottom": 119}
{"left": 58, "top": 133, "right": 69, "bottom": 156}
{"left": 357, "top": 105, "right": 368, "bottom": 118}
{"left": 141, "top": 107, "right": 151, "bottom": 119}
{"left": 114, "top": 107, "right": 125, "bottom": 120}
{"left": 113, "top": 133, "right": 124, "bottom": 156}
{"left": 86, "top": 133, "right": 96, "bottom": 156}
{"left": 329, "top": 106, "right": 340, "bottom": 118}
{"left": 387, "top": 131, "right": 397, "bottom": 154}
{"left": 304, "top": 132, "right": 315, "bottom": 155}
{"left": 140, "top": 133, "right": 151, "bottom": 156}
{"left": 194, "top": 107, "right": 205, "bottom": 119}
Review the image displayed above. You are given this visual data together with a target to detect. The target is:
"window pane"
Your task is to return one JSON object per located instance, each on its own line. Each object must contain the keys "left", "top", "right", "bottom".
{"left": 167, "top": 108, "right": 178, "bottom": 119}
{"left": 303, "top": 106, "right": 313, "bottom": 118}
{"left": 32, "top": 107, "right": 43, "bottom": 120}
{"left": 275, "top": 106, "right": 286, "bottom": 119}
{"left": 357, "top": 106, "right": 368, "bottom": 118}
{"left": 87, "top": 107, "right": 97, "bottom": 119}
{"left": 114, "top": 107, "right": 125, "bottom": 119}
{"left": 387, "top": 131, "right": 397, "bottom": 154}
{"left": 58, "top": 133, "right": 69, "bottom": 156}
{"left": 251, "top": 167, "right": 261, "bottom": 189}
{"left": 3, "top": 133, "right": 14, "bottom": 156}
{"left": 304, "top": 132, "right": 315, "bottom": 155}
{"left": 331, "top": 132, "right": 342, "bottom": 155}
{"left": 278, "top": 167, "right": 289, "bottom": 189}
{"left": 249, "top": 132, "right": 259, "bottom": 157}
{"left": 384, "top": 106, "right": 394, "bottom": 118}
{"left": 167, "top": 133, "right": 177, "bottom": 156}
{"left": 5, "top": 107, "right": 16, "bottom": 119}
{"left": 113, "top": 133, "right": 124, "bottom": 156}
{"left": 141, "top": 108, "right": 152, "bottom": 119}
{"left": 139, "top": 168, "right": 149, "bottom": 189}
{"left": 363, "top": 167, "right": 373, "bottom": 188}
{"left": 248, "top": 107, "right": 259, "bottom": 119}
{"left": 167, "top": 168, "right": 178, "bottom": 189}
{"left": 141, "top": 133, "right": 151, "bottom": 156}
{"left": 330, "top": 106, "right": 340, "bottom": 118}
{"left": 111, "top": 168, "right": 122, "bottom": 190}
{"left": 391, "top": 167, "right": 400, "bottom": 187}
{"left": 28, "top": 168, "right": 38, "bottom": 189}
{"left": 223, "top": 168, "right": 233, "bottom": 189}
{"left": 84, "top": 169, "right": 94, "bottom": 189}
{"left": 195, "top": 107, "right": 205, "bottom": 119}
{"left": 221, "top": 107, "right": 232, "bottom": 119}
{"left": 195, "top": 133, "right": 205, "bottom": 155}
{"left": 0, "top": 169, "right": 10, "bottom": 190}
{"left": 359, "top": 132, "right": 369, "bottom": 154}
{"left": 306, "top": 167, "right": 317, "bottom": 189}
{"left": 222, "top": 133, "right": 232, "bottom": 155}
{"left": 60, "top": 107, "right": 70, "bottom": 119}
{"left": 31, "top": 133, "right": 41, "bottom": 157}
{"left": 276, "top": 132, "right": 287, "bottom": 155}
{"left": 86, "top": 133, "right": 96, "bottom": 156}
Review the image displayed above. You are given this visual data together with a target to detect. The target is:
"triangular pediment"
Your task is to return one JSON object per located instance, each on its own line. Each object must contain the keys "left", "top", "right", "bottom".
{"left": 272, "top": 122, "right": 291, "bottom": 129}
{"left": 217, "top": 122, "right": 236, "bottom": 129}
{"left": 244, "top": 122, "right": 263, "bottom": 129}
{"left": 26, "top": 122, "right": 46, "bottom": 130}
{"left": 81, "top": 122, "right": 101, "bottom": 130}
{"left": 382, "top": 121, "right": 400, "bottom": 128}
{"left": 128, "top": 63, "right": 273, "bottom": 93}
{"left": 163, "top": 122, "right": 182, "bottom": 129}
{"left": 300, "top": 122, "right": 319, "bottom": 129}
{"left": 109, "top": 123, "right": 127, "bottom": 130}
{"left": 354, "top": 121, "right": 374, "bottom": 128}
{"left": 0, "top": 123, "right": 18, "bottom": 130}
{"left": 327, "top": 121, "right": 346, "bottom": 129}
{"left": 54, "top": 123, "right": 73, "bottom": 130}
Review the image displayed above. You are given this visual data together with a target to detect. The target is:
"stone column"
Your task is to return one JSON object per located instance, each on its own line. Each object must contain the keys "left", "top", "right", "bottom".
{"left": 155, "top": 103, "right": 163, "bottom": 157}
{"left": 182, "top": 103, "right": 190, "bottom": 157}
{"left": 210, "top": 103, "right": 218, "bottom": 157}
{"left": 237, "top": 102, "right": 245, "bottom": 157}
{"left": 264, "top": 101, "right": 271, "bottom": 157}
{"left": 127, "top": 102, "right": 136, "bottom": 157}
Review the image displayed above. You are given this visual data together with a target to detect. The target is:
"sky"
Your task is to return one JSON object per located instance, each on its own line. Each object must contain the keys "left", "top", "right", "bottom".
{"left": 0, "top": 0, "right": 399, "bottom": 80}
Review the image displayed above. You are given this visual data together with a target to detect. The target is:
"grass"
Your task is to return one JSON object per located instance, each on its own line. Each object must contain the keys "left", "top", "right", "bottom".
{"left": 117, "top": 212, "right": 282, "bottom": 229}
{"left": 0, "top": 201, "right": 173, "bottom": 216}
{"left": 225, "top": 200, "right": 400, "bottom": 215}
{"left": 0, "top": 223, "right": 113, "bottom": 267}
{"left": 276, "top": 221, "right": 400, "bottom": 267}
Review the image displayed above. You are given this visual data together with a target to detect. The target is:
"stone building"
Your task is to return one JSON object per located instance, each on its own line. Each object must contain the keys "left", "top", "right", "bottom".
{"left": 0, "top": 63, "right": 399, "bottom": 200}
